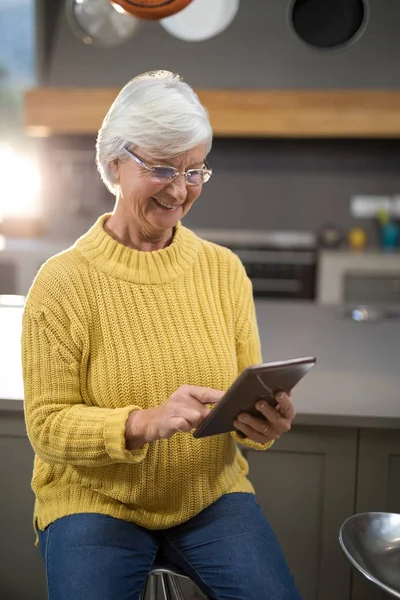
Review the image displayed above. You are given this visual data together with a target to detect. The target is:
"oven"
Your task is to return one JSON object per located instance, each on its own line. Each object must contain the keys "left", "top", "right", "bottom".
{"left": 233, "top": 248, "right": 316, "bottom": 299}
{"left": 194, "top": 229, "right": 317, "bottom": 300}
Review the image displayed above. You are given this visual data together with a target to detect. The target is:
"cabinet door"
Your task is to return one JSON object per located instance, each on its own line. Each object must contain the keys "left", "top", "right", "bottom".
{"left": 242, "top": 426, "right": 357, "bottom": 600}
{"left": 344, "top": 273, "right": 400, "bottom": 305}
{"left": 352, "top": 429, "right": 400, "bottom": 600}
{"left": 0, "top": 409, "right": 47, "bottom": 600}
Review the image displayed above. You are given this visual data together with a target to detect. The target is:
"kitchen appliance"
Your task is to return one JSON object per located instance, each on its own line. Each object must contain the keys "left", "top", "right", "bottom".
{"left": 66, "top": 0, "right": 141, "bottom": 46}
{"left": 287, "top": 0, "right": 369, "bottom": 52}
{"left": 111, "top": 0, "right": 193, "bottom": 20}
{"left": 160, "top": 0, "right": 239, "bottom": 42}
{"left": 194, "top": 229, "right": 317, "bottom": 300}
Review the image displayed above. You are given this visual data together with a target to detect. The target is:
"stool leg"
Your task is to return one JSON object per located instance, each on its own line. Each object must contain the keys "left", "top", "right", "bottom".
{"left": 159, "top": 573, "right": 173, "bottom": 599}
{"left": 140, "top": 572, "right": 157, "bottom": 600}
{"left": 166, "top": 574, "right": 186, "bottom": 600}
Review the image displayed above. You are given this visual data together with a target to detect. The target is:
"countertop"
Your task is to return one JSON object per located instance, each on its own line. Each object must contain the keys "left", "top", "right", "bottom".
{"left": 255, "top": 301, "right": 400, "bottom": 428}
{"left": 1, "top": 301, "right": 399, "bottom": 428}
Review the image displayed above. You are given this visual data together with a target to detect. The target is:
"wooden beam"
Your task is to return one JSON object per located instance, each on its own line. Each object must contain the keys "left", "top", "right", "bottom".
{"left": 23, "top": 88, "right": 118, "bottom": 136}
{"left": 23, "top": 88, "right": 400, "bottom": 137}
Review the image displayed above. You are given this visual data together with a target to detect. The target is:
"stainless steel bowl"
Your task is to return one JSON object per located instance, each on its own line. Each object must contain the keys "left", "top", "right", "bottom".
{"left": 66, "top": 0, "right": 141, "bottom": 47}
{"left": 339, "top": 512, "right": 400, "bottom": 598}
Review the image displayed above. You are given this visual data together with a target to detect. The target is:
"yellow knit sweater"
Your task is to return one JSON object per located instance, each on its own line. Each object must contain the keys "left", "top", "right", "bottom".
{"left": 22, "top": 213, "right": 272, "bottom": 545}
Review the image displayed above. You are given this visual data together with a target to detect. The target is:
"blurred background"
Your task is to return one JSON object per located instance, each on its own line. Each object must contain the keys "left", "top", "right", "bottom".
{"left": 0, "top": 1, "right": 400, "bottom": 599}
{"left": 1, "top": 0, "right": 400, "bottom": 304}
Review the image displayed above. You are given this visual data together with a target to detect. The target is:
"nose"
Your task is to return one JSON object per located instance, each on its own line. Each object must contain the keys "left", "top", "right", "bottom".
{"left": 167, "top": 173, "right": 187, "bottom": 203}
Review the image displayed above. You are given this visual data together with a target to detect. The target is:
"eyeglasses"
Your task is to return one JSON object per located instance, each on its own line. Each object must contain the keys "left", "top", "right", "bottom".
{"left": 124, "top": 148, "right": 213, "bottom": 186}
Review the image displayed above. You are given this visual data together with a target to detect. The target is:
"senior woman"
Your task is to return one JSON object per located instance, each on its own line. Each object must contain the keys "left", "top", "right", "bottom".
{"left": 22, "top": 70, "right": 301, "bottom": 600}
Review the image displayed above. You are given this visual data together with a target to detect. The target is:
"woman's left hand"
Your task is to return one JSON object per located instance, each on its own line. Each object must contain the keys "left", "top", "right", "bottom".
{"left": 234, "top": 392, "right": 295, "bottom": 444}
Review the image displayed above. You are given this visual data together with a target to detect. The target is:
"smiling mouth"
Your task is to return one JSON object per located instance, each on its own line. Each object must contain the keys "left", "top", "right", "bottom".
{"left": 152, "top": 197, "right": 182, "bottom": 210}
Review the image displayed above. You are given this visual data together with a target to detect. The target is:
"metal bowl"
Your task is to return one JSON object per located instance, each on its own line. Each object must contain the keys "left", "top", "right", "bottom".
{"left": 66, "top": 0, "right": 141, "bottom": 47}
{"left": 339, "top": 512, "right": 400, "bottom": 598}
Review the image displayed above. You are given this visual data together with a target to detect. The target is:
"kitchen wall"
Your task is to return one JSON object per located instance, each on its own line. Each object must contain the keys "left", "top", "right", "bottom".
{"left": 39, "top": 136, "right": 400, "bottom": 244}
{"left": 34, "top": 0, "right": 400, "bottom": 244}
{"left": 43, "top": 0, "right": 400, "bottom": 88}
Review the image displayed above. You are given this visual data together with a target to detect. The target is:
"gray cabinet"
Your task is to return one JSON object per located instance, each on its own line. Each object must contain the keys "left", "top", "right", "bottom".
{"left": 344, "top": 272, "right": 400, "bottom": 305}
{"left": 351, "top": 429, "right": 400, "bottom": 600}
{"left": 0, "top": 410, "right": 47, "bottom": 600}
{"left": 243, "top": 426, "right": 357, "bottom": 600}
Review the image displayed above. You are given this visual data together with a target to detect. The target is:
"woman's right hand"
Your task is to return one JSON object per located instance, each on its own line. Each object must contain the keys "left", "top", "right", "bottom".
{"left": 125, "top": 385, "right": 224, "bottom": 448}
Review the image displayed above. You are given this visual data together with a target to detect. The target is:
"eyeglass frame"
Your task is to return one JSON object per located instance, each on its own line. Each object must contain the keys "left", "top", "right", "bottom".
{"left": 123, "top": 147, "right": 213, "bottom": 186}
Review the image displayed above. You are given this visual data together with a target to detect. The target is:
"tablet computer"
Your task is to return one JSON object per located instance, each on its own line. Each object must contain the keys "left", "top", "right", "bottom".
{"left": 193, "top": 356, "right": 316, "bottom": 438}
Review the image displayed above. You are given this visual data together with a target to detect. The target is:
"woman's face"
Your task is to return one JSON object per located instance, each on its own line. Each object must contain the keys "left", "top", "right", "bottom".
{"left": 113, "top": 143, "right": 207, "bottom": 235}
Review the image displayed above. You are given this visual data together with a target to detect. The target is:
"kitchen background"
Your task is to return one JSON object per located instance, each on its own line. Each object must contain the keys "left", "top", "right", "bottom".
{"left": 22, "top": 0, "right": 400, "bottom": 240}
{"left": 1, "top": 2, "right": 400, "bottom": 600}
{"left": 2, "top": 0, "right": 400, "bottom": 306}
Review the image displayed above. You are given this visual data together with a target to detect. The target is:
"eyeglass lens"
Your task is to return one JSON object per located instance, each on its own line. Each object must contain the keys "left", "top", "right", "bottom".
{"left": 151, "top": 167, "right": 209, "bottom": 185}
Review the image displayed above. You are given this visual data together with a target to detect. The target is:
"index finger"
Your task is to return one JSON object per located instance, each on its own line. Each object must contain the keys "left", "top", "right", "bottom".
{"left": 188, "top": 386, "right": 225, "bottom": 405}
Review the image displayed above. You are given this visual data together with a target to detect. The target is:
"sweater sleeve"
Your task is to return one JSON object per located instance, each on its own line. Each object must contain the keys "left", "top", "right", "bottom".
{"left": 22, "top": 305, "right": 149, "bottom": 467}
{"left": 230, "top": 255, "right": 274, "bottom": 452}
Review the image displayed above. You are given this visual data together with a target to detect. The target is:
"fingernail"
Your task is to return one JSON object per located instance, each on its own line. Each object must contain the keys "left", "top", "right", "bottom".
{"left": 238, "top": 414, "right": 246, "bottom": 422}
{"left": 277, "top": 392, "right": 285, "bottom": 400}
{"left": 257, "top": 402, "right": 266, "bottom": 410}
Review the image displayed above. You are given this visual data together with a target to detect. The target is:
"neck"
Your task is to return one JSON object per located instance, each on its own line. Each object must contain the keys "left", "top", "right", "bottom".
{"left": 105, "top": 203, "right": 174, "bottom": 252}
{"left": 75, "top": 213, "right": 200, "bottom": 285}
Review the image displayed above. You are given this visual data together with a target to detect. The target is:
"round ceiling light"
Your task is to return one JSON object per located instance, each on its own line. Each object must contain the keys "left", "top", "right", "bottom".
{"left": 66, "top": 0, "right": 141, "bottom": 47}
{"left": 110, "top": 0, "right": 193, "bottom": 20}
{"left": 160, "top": 0, "right": 239, "bottom": 42}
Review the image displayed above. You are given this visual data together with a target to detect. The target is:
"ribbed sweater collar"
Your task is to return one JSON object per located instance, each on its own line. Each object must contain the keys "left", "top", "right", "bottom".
{"left": 75, "top": 213, "right": 200, "bottom": 284}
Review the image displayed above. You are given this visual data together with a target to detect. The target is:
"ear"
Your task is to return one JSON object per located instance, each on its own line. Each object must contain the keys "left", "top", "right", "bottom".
{"left": 110, "top": 159, "right": 120, "bottom": 183}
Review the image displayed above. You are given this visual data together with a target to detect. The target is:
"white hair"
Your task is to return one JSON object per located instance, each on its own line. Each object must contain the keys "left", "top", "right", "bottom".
{"left": 96, "top": 70, "right": 213, "bottom": 195}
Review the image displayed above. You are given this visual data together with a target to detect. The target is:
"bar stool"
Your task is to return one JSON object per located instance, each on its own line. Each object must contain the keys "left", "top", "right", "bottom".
{"left": 339, "top": 512, "right": 400, "bottom": 598}
{"left": 140, "top": 560, "right": 205, "bottom": 600}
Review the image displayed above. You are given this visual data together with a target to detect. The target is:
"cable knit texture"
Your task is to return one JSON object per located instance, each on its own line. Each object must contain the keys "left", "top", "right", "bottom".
{"left": 22, "top": 213, "right": 273, "bottom": 546}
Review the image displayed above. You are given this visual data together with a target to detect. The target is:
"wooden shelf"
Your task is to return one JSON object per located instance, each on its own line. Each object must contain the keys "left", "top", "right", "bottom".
{"left": 23, "top": 88, "right": 400, "bottom": 138}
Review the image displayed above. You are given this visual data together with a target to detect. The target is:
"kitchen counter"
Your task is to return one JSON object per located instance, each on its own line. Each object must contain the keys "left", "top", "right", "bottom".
{"left": 1, "top": 301, "right": 399, "bottom": 428}
{"left": 255, "top": 301, "right": 400, "bottom": 428}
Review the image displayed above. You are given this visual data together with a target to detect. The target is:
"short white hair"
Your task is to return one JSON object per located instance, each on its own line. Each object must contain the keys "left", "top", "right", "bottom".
{"left": 96, "top": 70, "right": 213, "bottom": 195}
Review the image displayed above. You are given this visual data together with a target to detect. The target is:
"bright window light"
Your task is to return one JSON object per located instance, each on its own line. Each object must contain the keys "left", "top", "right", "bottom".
{"left": 0, "top": 146, "right": 41, "bottom": 218}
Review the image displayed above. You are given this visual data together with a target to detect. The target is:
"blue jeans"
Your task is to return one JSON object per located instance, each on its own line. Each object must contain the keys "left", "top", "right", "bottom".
{"left": 38, "top": 492, "right": 302, "bottom": 600}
